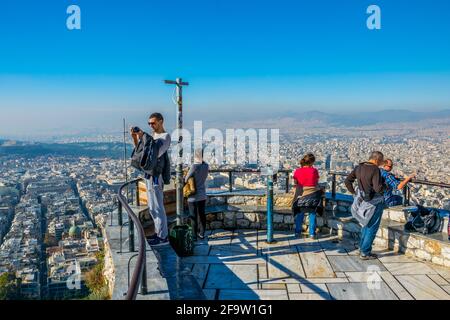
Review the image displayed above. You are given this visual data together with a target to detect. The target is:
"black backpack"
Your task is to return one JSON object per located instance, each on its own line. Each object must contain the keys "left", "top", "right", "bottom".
{"left": 130, "top": 132, "right": 159, "bottom": 173}
{"left": 404, "top": 205, "right": 443, "bottom": 235}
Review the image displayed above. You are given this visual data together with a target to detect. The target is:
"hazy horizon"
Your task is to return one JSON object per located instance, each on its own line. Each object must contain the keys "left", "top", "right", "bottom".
{"left": 1, "top": 1, "right": 450, "bottom": 138}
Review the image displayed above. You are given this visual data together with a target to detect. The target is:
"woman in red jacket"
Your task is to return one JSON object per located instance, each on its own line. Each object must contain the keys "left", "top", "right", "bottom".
{"left": 292, "top": 153, "right": 320, "bottom": 238}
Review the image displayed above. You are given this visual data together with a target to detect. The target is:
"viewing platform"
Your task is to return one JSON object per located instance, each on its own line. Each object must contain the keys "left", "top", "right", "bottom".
{"left": 101, "top": 170, "right": 450, "bottom": 300}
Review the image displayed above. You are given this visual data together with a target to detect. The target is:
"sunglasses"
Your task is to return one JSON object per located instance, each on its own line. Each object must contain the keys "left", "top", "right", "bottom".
{"left": 148, "top": 121, "right": 157, "bottom": 126}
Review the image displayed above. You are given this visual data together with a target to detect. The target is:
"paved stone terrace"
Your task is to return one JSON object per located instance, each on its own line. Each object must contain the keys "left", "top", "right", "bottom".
{"left": 182, "top": 229, "right": 450, "bottom": 300}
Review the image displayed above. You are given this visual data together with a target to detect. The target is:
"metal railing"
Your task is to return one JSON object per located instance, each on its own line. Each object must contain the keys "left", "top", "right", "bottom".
{"left": 117, "top": 177, "right": 147, "bottom": 300}
{"left": 208, "top": 168, "right": 291, "bottom": 193}
{"left": 328, "top": 170, "right": 450, "bottom": 206}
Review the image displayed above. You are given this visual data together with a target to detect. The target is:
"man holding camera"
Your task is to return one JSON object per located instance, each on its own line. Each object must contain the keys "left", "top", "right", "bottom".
{"left": 131, "top": 112, "right": 171, "bottom": 246}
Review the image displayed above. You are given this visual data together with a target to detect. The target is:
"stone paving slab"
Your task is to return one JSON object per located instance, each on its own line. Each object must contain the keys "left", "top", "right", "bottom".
{"left": 259, "top": 277, "right": 349, "bottom": 285}
{"left": 430, "top": 264, "right": 450, "bottom": 280}
{"left": 396, "top": 275, "right": 450, "bottom": 300}
{"left": 288, "top": 237, "right": 321, "bottom": 247}
{"left": 442, "top": 285, "right": 450, "bottom": 295}
{"left": 377, "top": 252, "right": 419, "bottom": 263}
{"left": 266, "top": 252, "right": 306, "bottom": 279}
{"left": 378, "top": 271, "right": 414, "bottom": 300}
{"left": 202, "top": 289, "right": 216, "bottom": 300}
{"left": 193, "top": 244, "right": 211, "bottom": 256}
{"left": 286, "top": 283, "right": 301, "bottom": 293}
{"left": 219, "top": 289, "right": 289, "bottom": 300}
{"left": 295, "top": 244, "right": 322, "bottom": 253}
{"left": 327, "top": 256, "right": 387, "bottom": 272}
{"left": 261, "top": 245, "right": 298, "bottom": 255}
{"left": 427, "top": 274, "right": 449, "bottom": 286}
{"left": 209, "top": 244, "right": 257, "bottom": 256}
{"left": 345, "top": 271, "right": 383, "bottom": 283}
{"left": 289, "top": 293, "right": 332, "bottom": 300}
{"left": 300, "top": 283, "right": 329, "bottom": 294}
{"left": 182, "top": 255, "right": 267, "bottom": 265}
{"left": 204, "top": 264, "right": 258, "bottom": 290}
{"left": 327, "top": 282, "right": 399, "bottom": 300}
{"left": 192, "top": 264, "right": 209, "bottom": 288}
{"left": 319, "top": 240, "right": 354, "bottom": 256}
{"left": 382, "top": 262, "right": 438, "bottom": 275}
{"left": 300, "top": 251, "right": 336, "bottom": 278}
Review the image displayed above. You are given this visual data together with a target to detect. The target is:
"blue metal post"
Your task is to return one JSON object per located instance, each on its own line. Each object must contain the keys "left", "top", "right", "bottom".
{"left": 266, "top": 174, "right": 275, "bottom": 244}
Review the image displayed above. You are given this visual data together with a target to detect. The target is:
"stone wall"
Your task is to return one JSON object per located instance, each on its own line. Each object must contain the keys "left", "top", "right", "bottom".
{"left": 99, "top": 221, "right": 115, "bottom": 298}
{"left": 206, "top": 209, "right": 327, "bottom": 232}
{"left": 205, "top": 193, "right": 351, "bottom": 234}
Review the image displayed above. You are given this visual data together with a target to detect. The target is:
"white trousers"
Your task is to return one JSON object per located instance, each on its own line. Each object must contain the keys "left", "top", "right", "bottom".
{"left": 145, "top": 176, "right": 168, "bottom": 239}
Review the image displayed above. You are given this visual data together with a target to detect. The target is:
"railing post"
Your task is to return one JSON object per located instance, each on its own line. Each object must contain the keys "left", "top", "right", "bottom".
{"left": 331, "top": 173, "right": 336, "bottom": 199}
{"left": 136, "top": 180, "right": 140, "bottom": 206}
{"left": 228, "top": 171, "right": 233, "bottom": 193}
{"left": 141, "top": 261, "right": 148, "bottom": 295}
{"left": 285, "top": 171, "right": 289, "bottom": 193}
{"left": 129, "top": 219, "right": 135, "bottom": 252}
{"left": 266, "top": 173, "right": 275, "bottom": 244}
{"left": 118, "top": 199, "right": 123, "bottom": 226}
{"left": 403, "top": 185, "right": 410, "bottom": 206}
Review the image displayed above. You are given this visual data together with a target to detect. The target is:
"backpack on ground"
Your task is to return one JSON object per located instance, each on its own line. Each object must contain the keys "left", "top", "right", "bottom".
{"left": 404, "top": 205, "right": 443, "bottom": 234}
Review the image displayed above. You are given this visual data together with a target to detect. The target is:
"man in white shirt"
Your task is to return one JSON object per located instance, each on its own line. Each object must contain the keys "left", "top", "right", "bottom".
{"left": 131, "top": 112, "right": 171, "bottom": 246}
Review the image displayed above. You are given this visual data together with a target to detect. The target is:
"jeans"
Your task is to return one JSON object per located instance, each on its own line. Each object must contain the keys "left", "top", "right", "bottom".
{"left": 385, "top": 195, "right": 403, "bottom": 208}
{"left": 359, "top": 202, "right": 384, "bottom": 256}
{"left": 188, "top": 200, "right": 206, "bottom": 238}
{"left": 145, "top": 176, "right": 168, "bottom": 240}
{"left": 294, "top": 211, "right": 316, "bottom": 236}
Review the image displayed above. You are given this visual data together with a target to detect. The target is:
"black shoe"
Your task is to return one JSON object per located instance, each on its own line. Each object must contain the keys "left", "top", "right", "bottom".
{"left": 149, "top": 237, "right": 169, "bottom": 246}
{"left": 360, "top": 253, "right": 378, "bottom": 260}
{"left": 197, "top": 233, "right": 205, "bottom": 240}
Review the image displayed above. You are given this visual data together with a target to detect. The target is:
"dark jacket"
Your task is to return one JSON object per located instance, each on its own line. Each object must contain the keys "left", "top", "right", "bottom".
{"left": 292, "top": 189, "right": 324, "bottom": 215}
{"left": 131, "top": 133, "right": 171, "bottom": 184}
{"left": 345, "top": 162, "right": 384, "bottom": 201}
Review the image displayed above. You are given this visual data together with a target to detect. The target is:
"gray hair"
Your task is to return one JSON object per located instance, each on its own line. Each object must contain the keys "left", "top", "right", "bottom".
{"left": 369, "top": 151, "right": 384, "bottom": 162}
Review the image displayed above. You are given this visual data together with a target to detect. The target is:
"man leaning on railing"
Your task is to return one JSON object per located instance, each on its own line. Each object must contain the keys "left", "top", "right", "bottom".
{"left": 380, "top": 158, "right": 416, "bottom": 207}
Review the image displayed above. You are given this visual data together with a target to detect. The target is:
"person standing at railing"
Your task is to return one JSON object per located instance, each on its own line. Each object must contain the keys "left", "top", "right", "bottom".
{"left": 344, "top": 151, "right": 385, "bottom": 260}
{"left": 185, "top": 148, "right": 209, "bottom": 240}
{"left": 380, "top": 159, "right": 416, "bottom": 207}
{"left": 131, "top": 112, "right": 171, "bottom": 246}
{"left": 292, "top": 153, "right": 323, "bottom": 239}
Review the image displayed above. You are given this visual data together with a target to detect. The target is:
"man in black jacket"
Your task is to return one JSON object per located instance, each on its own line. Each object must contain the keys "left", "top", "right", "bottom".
{"left": 345, "top": 151, "right": 385, "bottom": 260}
{"left": 131, "top": 113, "right": 171, "bottom": 246}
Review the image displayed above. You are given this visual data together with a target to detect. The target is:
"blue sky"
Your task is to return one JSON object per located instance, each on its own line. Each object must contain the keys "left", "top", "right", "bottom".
{"left": 0, "top": 0, "right": 450, "bottom": 137}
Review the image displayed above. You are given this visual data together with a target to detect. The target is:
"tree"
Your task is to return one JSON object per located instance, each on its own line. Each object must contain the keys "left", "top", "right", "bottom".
{"left": 84, "top": 251, "right": 109, "bottom": 300}
{"left": 0, "top": 272, "right": 21, "bottom": 300}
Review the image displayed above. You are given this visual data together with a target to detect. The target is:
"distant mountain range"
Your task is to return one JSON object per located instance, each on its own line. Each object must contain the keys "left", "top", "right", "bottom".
{"left": 207, "top": 109, "right": 450, "bottom": 128}
{"left": 272, "top": 109, "right": 450, "bottom": 127}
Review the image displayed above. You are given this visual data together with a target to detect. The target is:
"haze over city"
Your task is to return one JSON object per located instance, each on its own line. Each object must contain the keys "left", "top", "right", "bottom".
{"left": 1, "top": 1, "right": 450, "bottom": 138}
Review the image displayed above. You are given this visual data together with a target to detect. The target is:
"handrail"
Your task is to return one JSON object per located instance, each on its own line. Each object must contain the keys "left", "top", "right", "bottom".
{"left": 117, "top": 177, "right": 147, "bottom": 300}
{"left": 327, "top": 170, "right": 450, "bottom": 189}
